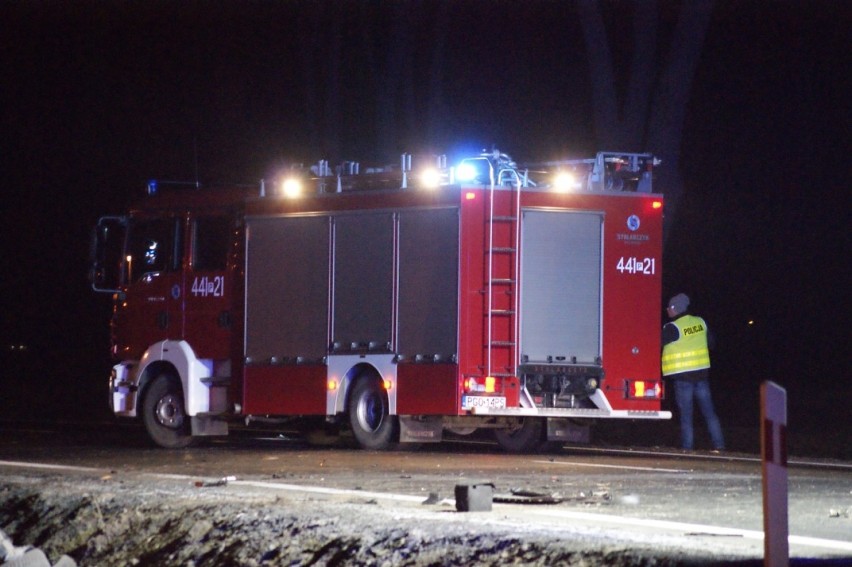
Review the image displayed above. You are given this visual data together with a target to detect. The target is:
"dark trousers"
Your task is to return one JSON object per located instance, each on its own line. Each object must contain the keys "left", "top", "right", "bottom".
{"left": 673, "top": 379, "right": 725, "bottom": 450}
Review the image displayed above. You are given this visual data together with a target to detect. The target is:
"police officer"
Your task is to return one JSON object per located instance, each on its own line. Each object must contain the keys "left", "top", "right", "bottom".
{"left": 662, "top": 293, "right": 725, "bottom": 451}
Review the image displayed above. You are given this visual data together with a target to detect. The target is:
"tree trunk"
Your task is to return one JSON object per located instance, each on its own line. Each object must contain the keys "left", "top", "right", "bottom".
{"left": 576, "top": 0, "right": 714, "bottom": 238}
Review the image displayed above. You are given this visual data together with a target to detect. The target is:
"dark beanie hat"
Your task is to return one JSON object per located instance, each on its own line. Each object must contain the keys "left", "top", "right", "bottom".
{"left": 668, "top": 293, "right": 690, "bottom": 315}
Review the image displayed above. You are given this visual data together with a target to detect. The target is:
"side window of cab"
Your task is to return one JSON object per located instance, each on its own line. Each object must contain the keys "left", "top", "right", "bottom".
{"left": 191, "top": 217, "right": 232, "bottom": 272}
{"left": 126, "top": 218, "right": 181, "bottom": 282}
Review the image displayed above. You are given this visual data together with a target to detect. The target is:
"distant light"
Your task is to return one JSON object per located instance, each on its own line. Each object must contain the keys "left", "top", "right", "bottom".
{"left": 553, "top": 172, "right": 577, "bottom": 192}
{"left": 420, "top": 167, "right": 442, "bottom": 188}
{"left": 281, "top": 178, "right": 302, "bottom": 198}
{"left": 748, "top": 320, "right": 754, "bottom": 326}
{"left": 456, "top": 162, "right": 478, "bottom": 182}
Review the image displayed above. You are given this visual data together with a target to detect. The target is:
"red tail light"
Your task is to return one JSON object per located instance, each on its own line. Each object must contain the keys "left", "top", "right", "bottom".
{"left": 464, "top": 376, "right": 501, "bottom": 394}
{"left": 626, "top": 379, "right": 664, "bottom": 399}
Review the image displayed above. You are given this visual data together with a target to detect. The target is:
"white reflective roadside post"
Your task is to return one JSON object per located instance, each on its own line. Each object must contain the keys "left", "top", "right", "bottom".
{"left": 761, "top": 381, "right": 788, "bottom": 567}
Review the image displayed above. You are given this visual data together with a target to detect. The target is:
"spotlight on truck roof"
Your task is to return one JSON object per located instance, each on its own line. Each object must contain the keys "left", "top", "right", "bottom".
{"left": 553, "top": 172, "right": 578, "bottom": 192}
{"left": 281, "top": 177, "right": 302, "bottom": 198}
{"left": 420, "top": 167, "right": 442, "bottom": 189}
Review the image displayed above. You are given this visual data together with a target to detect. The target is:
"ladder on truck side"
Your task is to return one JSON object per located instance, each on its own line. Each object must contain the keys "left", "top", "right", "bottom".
{"left": 484, "top": 160, "right": 523, "bottom": 379}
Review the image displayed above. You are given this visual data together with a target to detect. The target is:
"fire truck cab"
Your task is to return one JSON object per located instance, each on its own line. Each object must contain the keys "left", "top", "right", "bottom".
{"left": 90, "top": 149, "right": 670, "bottom": 451}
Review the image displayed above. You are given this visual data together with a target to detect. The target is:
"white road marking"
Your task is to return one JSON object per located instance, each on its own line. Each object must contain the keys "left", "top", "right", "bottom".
{"left": 230, "top": 479, "right": 427, "bottom": 503}
{"left": 560, "top": 445, "right": 852, "bottom": 470}
{"left": 0, "top": 460, "right": 103, "bottom": 473}
{"left": 533, "top": 459, "right": 688, "bottom": 473}
{"left": 527, "top": 507, "right": 852, "bottom": 553}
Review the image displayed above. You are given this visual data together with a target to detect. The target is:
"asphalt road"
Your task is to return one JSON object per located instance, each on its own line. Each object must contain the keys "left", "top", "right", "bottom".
{"left": 1, "top": 421, "right": 851, "bottom": 563}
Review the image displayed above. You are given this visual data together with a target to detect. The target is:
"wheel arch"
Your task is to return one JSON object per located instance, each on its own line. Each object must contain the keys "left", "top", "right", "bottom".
{"left": 327, "top": 355, "right": 397, "bottom": 416}
{"left": 131, "top": 340, "right": 212, "bottom": 417}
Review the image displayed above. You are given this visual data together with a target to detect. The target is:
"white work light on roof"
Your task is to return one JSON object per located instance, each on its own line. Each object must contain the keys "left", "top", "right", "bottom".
{"left": 420, "top": 167, "right": 442, "bottom": 189}
{"left": 281, "top": 178, "right": 302, "bottom": 198}
{"left": 553, "top": 171, "right": 578, "bottom": 192}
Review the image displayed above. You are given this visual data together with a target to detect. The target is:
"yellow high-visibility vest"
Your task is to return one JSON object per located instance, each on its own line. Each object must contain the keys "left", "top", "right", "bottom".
{"left": 661, "top": 315, "right": 711, "bottom": 376}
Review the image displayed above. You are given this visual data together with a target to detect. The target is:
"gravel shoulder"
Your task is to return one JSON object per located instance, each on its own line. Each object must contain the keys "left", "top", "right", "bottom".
{"left": 0, "top": 471, "right": 769, "bottom": 567}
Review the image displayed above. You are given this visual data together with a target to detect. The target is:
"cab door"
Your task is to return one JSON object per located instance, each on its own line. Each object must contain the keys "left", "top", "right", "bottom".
{"left": 182, "top": 215, "right": 234, "bottom": 359}
{"left": 112, "top": 216, "right": 183, "bottom": 360}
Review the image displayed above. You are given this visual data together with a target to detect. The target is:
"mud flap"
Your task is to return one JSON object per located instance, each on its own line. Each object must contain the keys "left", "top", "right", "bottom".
{"left": 191, "top": 416, "right": 229, "bottom": 436}
{"left": 546, "top": 418, "right": 590, "bottom": 443}
{"left": 399, "top": 415, "right": 443, "bottom": 443}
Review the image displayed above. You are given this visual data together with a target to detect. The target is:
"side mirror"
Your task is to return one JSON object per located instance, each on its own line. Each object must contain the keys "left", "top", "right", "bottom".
{"left": 89, "top": 216, "right": 126, "bottom": 293}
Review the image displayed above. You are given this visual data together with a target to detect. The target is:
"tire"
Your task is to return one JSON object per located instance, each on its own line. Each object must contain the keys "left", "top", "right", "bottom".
{"left": 142, "top": 374, "right": 194, "bottom": 449}
{"left": 494, "top": 418, "right": 546, "bottom": 453}
{"left": 348, "top": 377, "right": 398, "bottom": 450}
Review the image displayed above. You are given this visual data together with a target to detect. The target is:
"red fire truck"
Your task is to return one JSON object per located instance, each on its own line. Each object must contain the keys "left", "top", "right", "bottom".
{"left": 90, "top": 149, "right": 670, "bottom": 451}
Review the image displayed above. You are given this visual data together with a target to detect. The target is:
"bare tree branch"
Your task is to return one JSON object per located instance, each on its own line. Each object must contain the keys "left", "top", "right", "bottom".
{"left": 577, "top": 0, "right": 715, "bottom": 239}
{"left": 576, "top": 0, "right": 618, "bottom": 144}
{"left": 625, "top": 0, "right": 658, "bottom": 145}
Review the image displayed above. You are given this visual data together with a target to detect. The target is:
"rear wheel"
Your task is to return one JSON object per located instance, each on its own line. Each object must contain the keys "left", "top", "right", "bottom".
{"left": 494, "top": 418, "right": 546, "bottom": 453}
{"left": 348, "top": 377, "right": 398, "bottom": 450}
{"left": 142, "top": 374, "right": 193, "bottom": 449}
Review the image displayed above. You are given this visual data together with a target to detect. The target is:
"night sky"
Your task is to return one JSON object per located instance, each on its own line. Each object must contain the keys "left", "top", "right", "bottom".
{"left": 1, "top": 2, "right": 849, "bottom": 435}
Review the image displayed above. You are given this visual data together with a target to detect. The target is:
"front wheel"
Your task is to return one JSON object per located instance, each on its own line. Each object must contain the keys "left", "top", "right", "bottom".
{"left": 494, "top": 418, "right": 546, "bottom": 453}
{"left": 348, "top": 377, "right": 398, "bottom": 450}
{"left": 142, "top": 374, "right": 194, "bottom": 449}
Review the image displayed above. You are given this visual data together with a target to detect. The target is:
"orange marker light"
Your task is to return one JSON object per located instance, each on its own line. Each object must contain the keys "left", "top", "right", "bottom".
{"left": 465, "top": 192, "right": 476, "bottom": 200}
{"left": 485, "top": 376, "right": 496, "bottom": 393}
{"left": 327, "top": 379, "right": 338, "bottom": 391}
{"left": 383, "top": 379, "right": 393, "bottom": 391}
{"left": 652, "top": 200, "right": 662, "bottom": 209}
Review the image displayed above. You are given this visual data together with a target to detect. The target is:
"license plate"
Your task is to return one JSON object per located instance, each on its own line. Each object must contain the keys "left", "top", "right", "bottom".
{"left": 462, "top": 396, "right": 506, "bottom": 410}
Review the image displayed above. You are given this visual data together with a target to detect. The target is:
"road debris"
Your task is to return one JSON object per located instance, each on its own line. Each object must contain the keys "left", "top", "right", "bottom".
{"left": 194, "top": 476, "right": 236, "bottom": 488}
{"left": 619, "top": 494, "right": 640, "bottom": 505}
{"left": 455, "top": 482, "right": 494, "bottom": 512}
{"left": 421, "top": 492, "right": 441, "bottom": 505}
{"left": 493, "top": 489, "right": 563, "bottom": 505}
